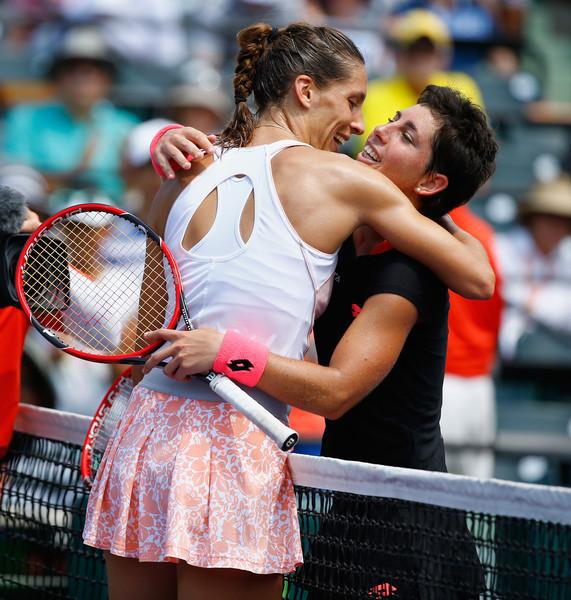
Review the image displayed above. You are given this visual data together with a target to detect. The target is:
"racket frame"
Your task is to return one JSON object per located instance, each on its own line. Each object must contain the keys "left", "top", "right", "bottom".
{"left": 16, "top": 203, "right": 183, "bottom": 363}
{"left": 80, "top": 367, "right": 133, "bottom": 488}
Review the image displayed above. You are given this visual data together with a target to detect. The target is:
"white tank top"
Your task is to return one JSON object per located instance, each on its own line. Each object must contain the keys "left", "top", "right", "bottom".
{"left": 141, "top": 140, "right": 338, "bottom": 422}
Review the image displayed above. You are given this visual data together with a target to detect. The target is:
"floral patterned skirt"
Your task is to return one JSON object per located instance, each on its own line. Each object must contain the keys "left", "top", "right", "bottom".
{"left": 83, "top": 385, "right": 302, "bottom": 574}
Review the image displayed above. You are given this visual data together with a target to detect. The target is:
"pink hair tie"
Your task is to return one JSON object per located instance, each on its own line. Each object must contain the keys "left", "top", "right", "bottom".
{"left": 149, "top": 123, "right": 188, "bottom": 178}
{"left": 213, "top": 330, "right": 269, "bottom": 387}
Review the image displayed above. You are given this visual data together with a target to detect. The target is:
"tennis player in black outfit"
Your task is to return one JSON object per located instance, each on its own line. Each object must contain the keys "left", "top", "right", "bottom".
{"left": 147, "top": 85, "right": 498, "bottom": 599}
{"left": 315, "top": 238, "right": 449, "bottom": 472}
{"left": 303, "top": 87, "right": 496, "bottom": 599}
{"left": 307, "top": 240, "right": 476, "bottom": 600}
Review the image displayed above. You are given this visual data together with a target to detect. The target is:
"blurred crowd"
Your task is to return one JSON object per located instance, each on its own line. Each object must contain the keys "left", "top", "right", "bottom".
{"left": 0, "top": 0, "right": 570, "bottom": 485}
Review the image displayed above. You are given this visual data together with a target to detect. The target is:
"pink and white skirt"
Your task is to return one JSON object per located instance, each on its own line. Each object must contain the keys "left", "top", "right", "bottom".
{"left": 83, "top": 385, "right": 302, "bottom": 574}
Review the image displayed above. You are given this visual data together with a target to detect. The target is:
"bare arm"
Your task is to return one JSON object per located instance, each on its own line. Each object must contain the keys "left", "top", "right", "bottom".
{"left": 334, "top": 160, "right": 495, "bottom": 299}
{"left": 152, "top": 128, "right": 494, "bottom": 299}
{"left": 259, "top": 293, "right": 418, "bottom": 418}
{"left": 383, "top": 205, "right": 494, "bottom": 300}
{"left": 142, "top": 293, "right": 418, "bottom": 419}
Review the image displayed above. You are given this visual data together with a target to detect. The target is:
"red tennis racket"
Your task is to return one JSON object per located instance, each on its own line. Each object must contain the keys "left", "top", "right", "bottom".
{"left": 81, "top": 367, "right": 134, "bottom": 488}
{"left": 16, "top": 203, "right": 298, "bottom": 452}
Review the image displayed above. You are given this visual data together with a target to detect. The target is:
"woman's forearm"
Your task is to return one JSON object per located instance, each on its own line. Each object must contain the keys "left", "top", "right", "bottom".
{"left": 258, "top": 355, "right": 363, "bottom": 419}
{"left": 369, "top": 202, "right": 495, "bottom": 299}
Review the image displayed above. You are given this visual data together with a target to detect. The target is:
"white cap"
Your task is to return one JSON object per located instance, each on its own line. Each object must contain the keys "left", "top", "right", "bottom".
{"left": 124, "top": 118, "right": 172, "bottom": 168}
{"left": 167, "top": 84, "right": 231, "bottom": 120}
{"left": 48, "top": 26, "right": 114, "bottom": 76}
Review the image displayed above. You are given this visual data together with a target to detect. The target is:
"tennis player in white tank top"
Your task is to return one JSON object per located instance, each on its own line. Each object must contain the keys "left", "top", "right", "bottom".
{"left": 140, "top": 140, "right": 336, "bottom": 421}
{"left": 84, "top": 139, "right": 330, "bottom": 582}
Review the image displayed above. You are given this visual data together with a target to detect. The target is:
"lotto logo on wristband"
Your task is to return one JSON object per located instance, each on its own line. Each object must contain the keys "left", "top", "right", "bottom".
{"left": 227, "top": 359, "right": 254, "bottom": 372}
{"left": 214, "top": 331, "right": 269, "bottom": 387}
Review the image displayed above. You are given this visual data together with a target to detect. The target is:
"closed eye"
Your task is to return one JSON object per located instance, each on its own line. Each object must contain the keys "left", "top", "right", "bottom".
{"left": 402, "top": 130, "right": 415, "bottom": 144}
{"left": 349, "top": 95, "right": 365, "bottom": 111}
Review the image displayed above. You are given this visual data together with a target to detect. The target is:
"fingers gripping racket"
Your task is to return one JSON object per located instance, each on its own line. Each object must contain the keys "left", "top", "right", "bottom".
{"left": 81, "top": 367, "right": 134, "bottom": 488}
{"left": 16, "top": 204, "right": 298, "bottom": 452}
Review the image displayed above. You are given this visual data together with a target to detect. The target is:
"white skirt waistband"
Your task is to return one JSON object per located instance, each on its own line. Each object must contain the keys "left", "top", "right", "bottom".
{"left": 139, "top": 368, "right": 290, "bottom": 424}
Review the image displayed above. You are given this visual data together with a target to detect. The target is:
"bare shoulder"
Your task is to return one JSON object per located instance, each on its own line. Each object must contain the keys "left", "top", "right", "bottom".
{"left": 273, "top": 146, "right": 368, "bottom": 192}
{"left": 277, "top": 145, "right": 354, "bottom": 169}
{"left": 148, "top": 154, "right": 215, "bottom": 235}
{"left": 279, "top": 146, "right": 401, "bottom": 206}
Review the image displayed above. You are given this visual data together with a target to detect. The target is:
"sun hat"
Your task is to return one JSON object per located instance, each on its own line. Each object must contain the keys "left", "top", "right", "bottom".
{"left": 48, "top": 27, "right": 115, "bottom": 78}
{"left": 389, "top": 9, "right": 451, "bottom": 50}
{"left": 519, "top": 175, "right": 571, "bottom": 219}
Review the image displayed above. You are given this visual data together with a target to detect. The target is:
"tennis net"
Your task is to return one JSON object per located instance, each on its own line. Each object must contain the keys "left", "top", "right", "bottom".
{"left": 1, "top": 405, "right": 570, "bottom": 599}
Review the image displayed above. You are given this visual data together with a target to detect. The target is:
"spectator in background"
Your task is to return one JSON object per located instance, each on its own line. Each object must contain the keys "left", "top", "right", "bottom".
{"left": 49, "top": 0, "right": 188, "bottom": 69}
{"left": 165, "top": 83, "right": 231, "bottom": 136}
{"left": 356, "top": 9, "right": 484, "bottom": 152}
{"left": 1, "top": 26, "right": 139, "bottom": 203}
{"left": 306, "top": 0, "right": 392, "bottom": 77}
{"left": 496, "top": 175, "right": 571, "bottom": 362}
{"left": 422, "top": 0, "right": 498, "bottom": 70}
{"left": 392, "top": 1, "right": 528, "bottom": 43}
{"left": 440, "top": 205, "right": 503, "bottom": 479}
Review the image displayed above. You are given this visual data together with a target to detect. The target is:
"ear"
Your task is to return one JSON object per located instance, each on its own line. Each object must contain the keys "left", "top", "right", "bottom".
{"left": 292, "top": 74, "right": 315, "bottom": 109}
{"left": 415, "top": 172, "right": 448, "bottom": 198}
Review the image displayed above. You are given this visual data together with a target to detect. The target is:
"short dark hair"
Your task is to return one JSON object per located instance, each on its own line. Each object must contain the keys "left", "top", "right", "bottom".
{"left": 417, "top": 85, "right": 498, "bottom": 218}
{"left": 219, "top": 22, "right": 364, "bottom": 149}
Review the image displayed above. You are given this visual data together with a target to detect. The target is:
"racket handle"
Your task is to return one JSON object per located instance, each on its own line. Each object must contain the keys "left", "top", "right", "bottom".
{"left": 122, "top": 360, "right": 298, "bottom": 451}
{"left": 206, "top": 373, "right": 299, "bottom": 452}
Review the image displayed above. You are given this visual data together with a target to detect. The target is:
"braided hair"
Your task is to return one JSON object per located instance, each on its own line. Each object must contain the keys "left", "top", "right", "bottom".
{"left": 219, "top": 22, "right": 364, "bottom": 149}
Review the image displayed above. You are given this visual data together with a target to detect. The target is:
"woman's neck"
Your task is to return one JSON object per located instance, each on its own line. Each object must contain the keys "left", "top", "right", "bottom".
{"left": 253, "top": 109, "right": 306, "bottom": 145}
{"left": 253, "top": 124, "right": 298, "bottom": 145}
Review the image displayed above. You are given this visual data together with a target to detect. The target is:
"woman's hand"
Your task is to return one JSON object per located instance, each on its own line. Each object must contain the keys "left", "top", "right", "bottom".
{"left": 152, "top": 127, "right": 217, "bottom": 179}
{"left": 20, "top": 208, "right": 41, "bottom": 232}
{"left": 142, "top": 328, "right": 223, "bottom": 381}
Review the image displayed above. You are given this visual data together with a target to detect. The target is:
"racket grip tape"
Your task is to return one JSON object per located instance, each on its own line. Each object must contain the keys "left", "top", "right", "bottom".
{"left": 207, "top": 373, "right": 299, "bottom": 452}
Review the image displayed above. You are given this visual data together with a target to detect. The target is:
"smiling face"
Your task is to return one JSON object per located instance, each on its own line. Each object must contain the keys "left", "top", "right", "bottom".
{"left": 308, "top": 63, "right": 367, "bottom": 152}
{"left": 357, "top": 103, "right": 442, "bottom": 200}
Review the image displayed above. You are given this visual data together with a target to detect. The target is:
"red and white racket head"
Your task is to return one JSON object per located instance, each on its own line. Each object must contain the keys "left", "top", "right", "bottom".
{"left": 16, "top": 203, "right": 184, "bottom": 364}
{"left": 81, "top": 367, "right": 134, "bottom": 488}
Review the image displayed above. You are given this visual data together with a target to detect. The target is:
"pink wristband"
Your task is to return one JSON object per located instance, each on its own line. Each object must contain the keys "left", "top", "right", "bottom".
{"left": 213, "top": 330, "right": 269, "bottom": 387}
{"left": 149, "top": 123, "right": 189, "bottom": 178}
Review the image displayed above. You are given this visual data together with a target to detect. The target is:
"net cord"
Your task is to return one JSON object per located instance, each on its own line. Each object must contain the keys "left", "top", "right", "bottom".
{"left": 14, "top": 404, "right": 571, "bottom": 525}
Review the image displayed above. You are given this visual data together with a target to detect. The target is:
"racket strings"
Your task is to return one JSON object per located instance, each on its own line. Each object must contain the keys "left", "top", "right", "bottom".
{"left": 23, "top": 238, "right": 70, "bottom": 308}
{"left": 22, "top": 212, "right": 179, "bottom": 356}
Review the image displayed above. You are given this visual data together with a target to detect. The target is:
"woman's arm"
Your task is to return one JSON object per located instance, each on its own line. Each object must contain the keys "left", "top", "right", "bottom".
{"left": 335, "top": 160, "right": 495, "bottom": 299}
{"left": 375, "top": 205, "right": 494, "bottom": 300}
{"left": 151, "top": 127, "right": 495, "bottom": 299}
{"left": 142, "top": 293, "right": 418, "bottom": 418}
